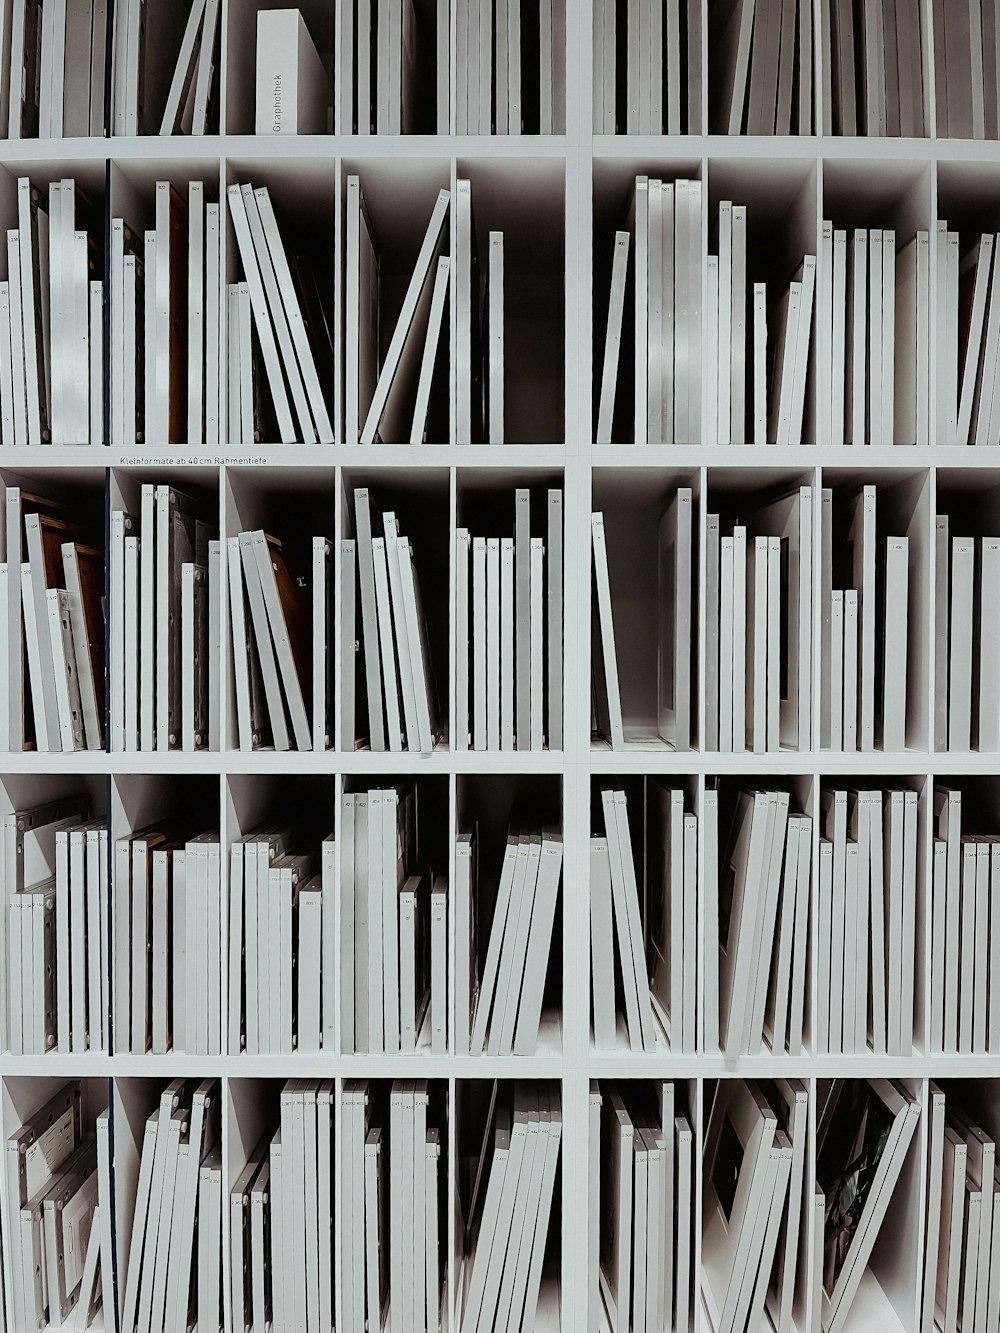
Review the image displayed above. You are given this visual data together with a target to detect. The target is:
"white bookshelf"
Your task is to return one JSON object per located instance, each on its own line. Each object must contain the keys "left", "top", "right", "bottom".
{"left": 4, "top": 1, "right": 1000, "bottom": 1331}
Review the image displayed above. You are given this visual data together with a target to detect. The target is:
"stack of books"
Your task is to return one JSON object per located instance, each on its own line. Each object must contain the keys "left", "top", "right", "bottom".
{"left": 119, "top": 1079, "right": 222, "bottom": 1333}
{"left": 816, "top": 787, "right": 917, "bottom": 1057}
{"left": 346, "top": 180, "right": 451, "bottom": 445}
{"left": 340, "top": 1080, "right": 444, "bottom": 1333}
{"left": 936, "top": 521, "right": 1000, "bottom": 749}
{"left": 110, "top": 181, "right": 224, "bottom": 447}
{"left": 227, "top": 181, "right": 334, "bottom": 445}
{"left": 111, "top": 0, "right": 222, "bottom": 134}
{"left": 922, "top": 1084, "right": 1000, "bottom": 1332}
{"left": 7, "top": 1082, "right": 105, "bottom": 1330}
{"left": 228, "top": 525, "right": 324, "bottom": 753}
{"left": 110, "top": 484, "right": 219, "bottom": 753}
{"left": 348, "top": 488, "right": 440, "bottom": 754}
{"left": 702, "top": 1080, "right": 809, "bottom": 1333}
{"left": 711, "top": 0, "right": 814, "bottom": 134}
{"left": 594, "top": 0, "right": 702, "bottom": 132}
{"left": 4, "top": 483, "right": 104, "bottom": 754}
{"left": 229, "top": 827, "right": 334, "bottom": 1055}
{"left": 591, "top": 489, "right": 692, "bottom": 751}
{"left": 930, "top": 787, "right": 1000, "bottom": 1056}
{"left": 3, "top": 793, "right": 106, "bottom": 1055}
{"left": 113, "top": 825, "right": 223, "bottom": 1055}
{"left": 821, "top": 484, "right": 910, "bottom": 753}
{"left": 340, "top": 0, "right": 448, "bottom": 132}
{"left": 230, "top": 1082, "right": 337, "bottom": 1333}
{"left": 819, "top": 0, "right": 928, "bottom": 136}
{"left": 592, "top": 1081, "right": 694, "bottom": 1333}
{"left": 705, "top": 487, "right": 814, "bottom": 754}
{"left": 814, "top": 222, "right": 930, "bottom": 445}
{"left": 6, "top": 2, "right": 108, "bottom": 136}
{"left": 596, "top": 176, "right": 704, "bottom": 445}
{"left": 457, "top": 488, "right": 562, "bottom": 752}
{"left": 931, "top": 2, "right": 1000, "bottom": 138}
{"left": 341, "top": 786, "right": 445, "bottom": 1055}
{"left": 456, "top": 0, "right": 566, "bottom": 132}
{"left": 0, "top": 178, "right": 103, "bottom": 446}
{"left": 590, "top": 786, "right": 706, "bottom": 1054}
{"left": 717, "top": 788, "right": 812, "bottom": 1059}
{"left": 936, "top": 228, "right": 1000, "bottom": 445}
{"left": 815, "top": 1080, "right": 920, "bottom": 1333}
{"left": 459, "top": 1083, "right": 561, "bottom": 1333}
{"left": 466, "top": 826, "right": 562, "bottom": 1056}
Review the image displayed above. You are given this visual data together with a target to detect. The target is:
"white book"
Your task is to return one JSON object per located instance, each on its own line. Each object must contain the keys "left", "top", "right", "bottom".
{"left": 882, "top": 536, "right": 909, "bottom": 751}
{"left": 591, "top": 512, "right": 624, "bottom": 749}
{"left": 410, "top": 255, "right": 450, "bottom": 443}
{"left": 311, "top": 536, "right": 331, "bottom": 752}
{"left": 488, "top": 230, "right": 504, "bottom": 444}
{"left": 239, "top": 528, "right": 290, "bottom": 752}
{"left": 455, "top": 527, "right": 470, "bottom": 750}
{"left": 251, "top": 528, "right": 311, "bottom": 749}
{"left": 255, "top": 8, "right": 326, "bottom": 134}
{"left": 949, "top": 536, "right": 975, "bottom": 750}
{"left": 501, "top": 535, "right": 516, "bottom": 750}
{"left": 597, "top": 231, "right": 630, "bottom": 443}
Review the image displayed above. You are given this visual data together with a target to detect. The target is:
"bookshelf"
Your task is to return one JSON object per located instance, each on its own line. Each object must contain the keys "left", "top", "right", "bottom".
{"left": 4, "top": 2, "right": 1000, "bottom": 1333}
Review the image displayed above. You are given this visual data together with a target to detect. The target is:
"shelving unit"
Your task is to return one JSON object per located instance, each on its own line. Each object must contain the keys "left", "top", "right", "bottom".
{"left": 3, "top": 2, "right": 1000, "bottom": 1332}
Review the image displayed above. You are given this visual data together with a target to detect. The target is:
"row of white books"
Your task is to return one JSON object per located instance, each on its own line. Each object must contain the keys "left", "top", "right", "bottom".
{"left": 340, "top": 785, "right": 445, "bottom": 1055}
{"left": 821, "top": 484, "right": 910, "bottom": 753}
{"left": 226, "top": 180, "right": 334, "bottom": 445}
{"left": 5, "top": 0, "right": 107, "bottom": 137}
{"left": 341, "top": 1080, "right": 443, "bottom": 1333}
{"left": 108, "top": 484, "right": 218, "bottom": 752}
{"left": 456, "top": 0, "right": 566, "bottom": 133}
{"left": 594, "top": 0, "right": 701, "bottom": 134}
{"left": 592, "top": 1081, "right": 693, "bottom": 1333}
{"left": 935, "top": 226, "right": 1000, "bottom": 446}
{"left": 3, "top": 484, "right": 104, "bottom": 754}
{"left": 712, "top": 0, "right": 814, "bottom": 135}
{"left": 7, "top": 1082, "right": 106, "bottom": 1330}
{"left": 815, "top": 787, "right": 917, "bottom": 1058}
{"left": 591, "top": 785, "right": 708, "bottom": 1055}
{"left": 930, "top": 787, "right": 1000, "bottom": 1057}
{"left": 113, "top": 824, "right": 223, "bottom": 1056}
{"left": 930, "top": 0, "right": 1000, "bottom": 139}
{"left": 3, "top": 794, "right": 107, "bottom": 1057}
{"left": 229, "top": 826, "right": 333, "bottom": 1055}
{"left": 591, "top": 492, "right": 694, "bottom": 752}
{"left": 345, "top": 176, "right": 449, "bottom": 445}
{"left": 814, "top": 222, "right": 929, "bottom": 447}
{"left": 119, "top": 1078, "right": 222, "bottom": 1333}
{"left": 0, "top": 178, "right": 102, "bottom": 447}
{"left": 819, "top": 0, "right": 928, "bottom": 136}
{"left": 702, "top": 1079, "right": 805, "bottom": 1333}
{"left": 348, "top": 488, "right": 439, "bottom": 753}
{"left": 719, "top": 789, "right": 811, "bottom": 1059}
{"left": 935, "top": 524, "right": 1000, "bottom": 751}
{"left": 706, "top": 487, "right": 814, "bottom": 754}
{"left": 460, "top": 1082, "right": 561, "bottom": 1333}
{"left": 463, "top": 823, "right": 562, "bottom": 1057}
{"left": 597, "top": 176, "right": 704, "bottom": 446}
{"left": 457, "top": 488, "right": 562, "bottom": 752}
{"left": 232, "top": 1083, "right": 333, "bottom": 1333}
{"left": 229, "top": 526, "right": 331, "bottom": 753}
{"left": 924, "top": 1085, "right": 1000, "bottom": 1333}
{"left": 706, "top": 201, "right": 816, "bottom": 448}
{"left": 109, "top": 180, "right": 224, "bottom": 448}
{"left": 112, "top": 0, "right": 221, "bottom": 135}
{"left": 702, "top": 1078, "right": 920, "bottom": 1333}
{"left": 340, "top": 0, "right": 447, "bottom": 134}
